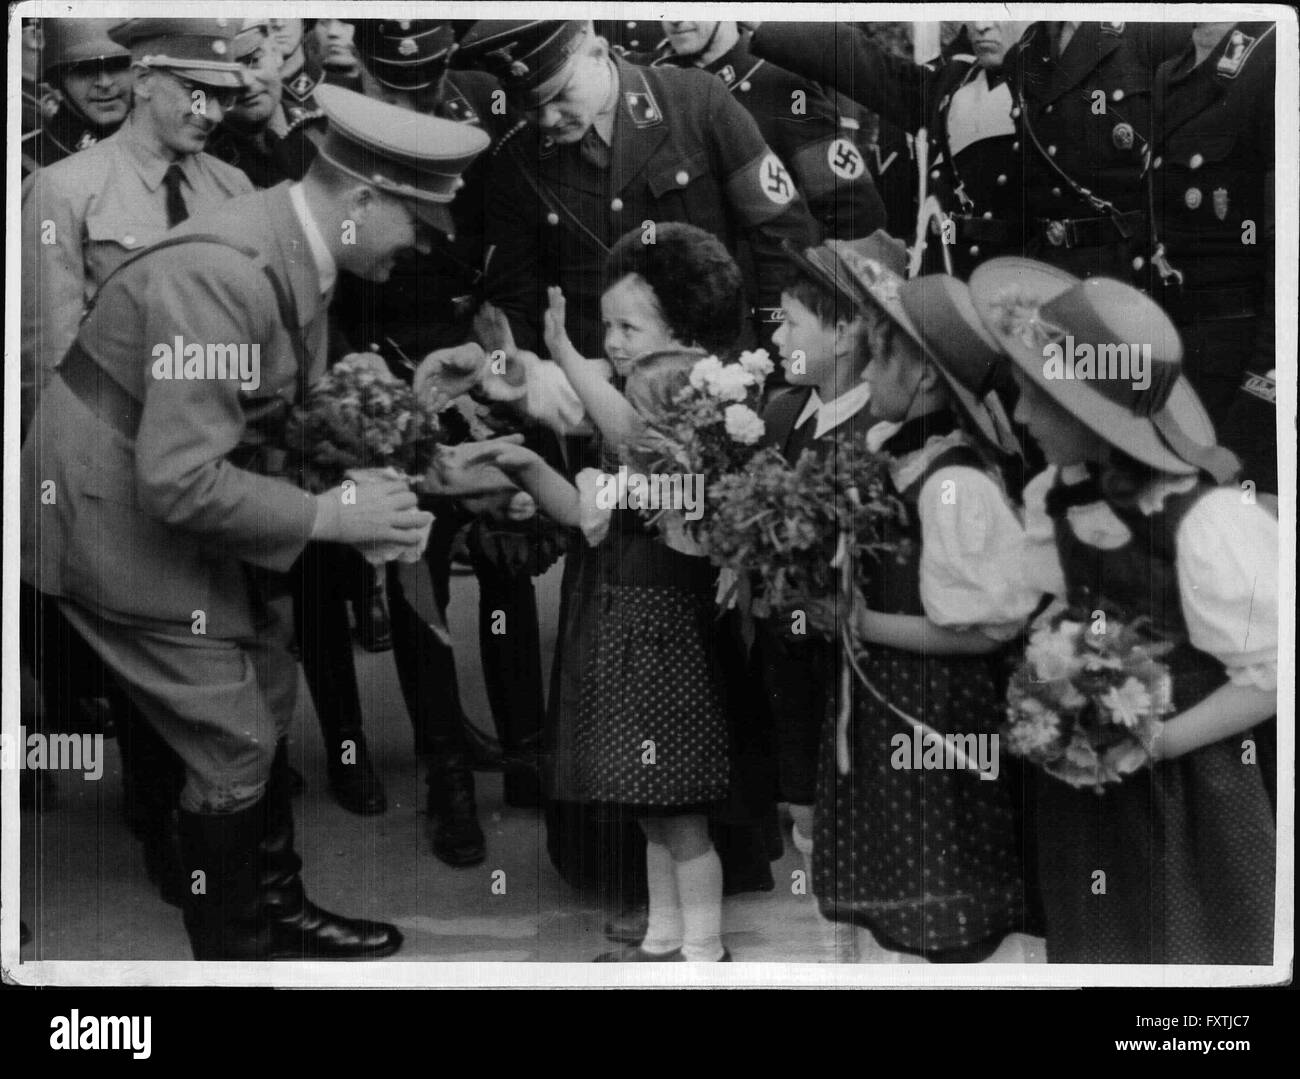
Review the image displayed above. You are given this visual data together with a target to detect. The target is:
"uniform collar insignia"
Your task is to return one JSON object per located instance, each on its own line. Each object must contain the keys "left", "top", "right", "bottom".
{"left": 718, "top": 63, "right": 735, "bottom": 85}
{"left": 1217, "top": 28, "right": 1261, "bottom": 78}
{"left": 623, "top": 72, "right": 663, "bottom": 128}
{"left": 1101, "top": 21, "right": 1125, "bottom": 35}
{"left": 286, "top": 70, "right": 317, "bottom": 100}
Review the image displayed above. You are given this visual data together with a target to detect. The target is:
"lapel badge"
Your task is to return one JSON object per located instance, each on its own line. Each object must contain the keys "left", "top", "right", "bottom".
{"left": 1184, "top": 187, "right": 1202, "bottom": 210}
{"left": 1217, "top": 30, "right": 1256, "bottom": 78}
{"left": 625, "top": 87, "right": 662, "bottom": 127}
{"left": 1046, "top": 220, "right": 1068, "bottom": 247}
{"left": 1111, "top": 122, "right": 1135, "bottom": 150}
{"left": 1213, "top": 187, "right": 1229, "bottom": 221}
{"left": 719, "top": 64, "right": 735, "bottom": 85}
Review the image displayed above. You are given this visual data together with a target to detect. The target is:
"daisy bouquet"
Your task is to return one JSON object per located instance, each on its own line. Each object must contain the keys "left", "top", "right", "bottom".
{"left": 1003, "top": 608, "right": 1176, "bottom": 791}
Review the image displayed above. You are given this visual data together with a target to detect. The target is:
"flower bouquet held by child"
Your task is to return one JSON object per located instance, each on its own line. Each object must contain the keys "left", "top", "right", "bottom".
{"left": 1004, "top": 609, "right": 1176, "bottom": 791}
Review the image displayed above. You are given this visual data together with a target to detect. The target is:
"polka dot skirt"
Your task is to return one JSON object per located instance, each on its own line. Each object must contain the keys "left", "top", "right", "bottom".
{"left": 571, "top": 583, "right": 731, "bottom": 808}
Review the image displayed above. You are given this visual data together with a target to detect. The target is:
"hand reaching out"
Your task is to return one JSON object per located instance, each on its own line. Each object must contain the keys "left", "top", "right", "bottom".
{"left": 454, "top": 436, "right": 543, "bottom": 477}
{"left": 412, "top": 342, "right": 488, "bottom": 413}
{"left": 473, "top": 302, "right": 534, "bottom": 401}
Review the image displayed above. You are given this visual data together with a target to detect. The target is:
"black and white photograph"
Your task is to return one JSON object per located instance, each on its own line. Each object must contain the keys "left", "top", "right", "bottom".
{"left": 3, "top": 2, "right": 1294, "bottom": 1010}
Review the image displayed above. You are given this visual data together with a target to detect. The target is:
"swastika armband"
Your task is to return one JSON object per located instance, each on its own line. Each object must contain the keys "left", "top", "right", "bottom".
{"left": 727, "top": 150, "right": 799, "bottom": 223}
{"left": 1242, "top": 371, "right": 1276, "bottom": 405}
{"left": 790, "top": 136, "right": 867, "bottom": 199}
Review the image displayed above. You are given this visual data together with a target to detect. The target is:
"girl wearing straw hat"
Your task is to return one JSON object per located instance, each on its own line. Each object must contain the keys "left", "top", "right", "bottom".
{"left": 970, "top": 257, "right": 1277, "bottom": 964}
{"left": 814, "top": 253, "right": 1043, "bottom": 963}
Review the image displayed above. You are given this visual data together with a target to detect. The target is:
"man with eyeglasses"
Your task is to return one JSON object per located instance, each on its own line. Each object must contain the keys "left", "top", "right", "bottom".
{"left": 26, "top": 18, "right": 133, "bottom": 176}
{"left": 20, "top": 18, "right": 254, "bottom": 435}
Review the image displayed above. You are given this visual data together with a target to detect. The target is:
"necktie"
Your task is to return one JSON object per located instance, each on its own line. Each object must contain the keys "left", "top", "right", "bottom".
{"left": 579, "top": 127, "right": 610, "bottom": 170}
{"left": 163, "top": 163, "right": 189, "bottom": 227}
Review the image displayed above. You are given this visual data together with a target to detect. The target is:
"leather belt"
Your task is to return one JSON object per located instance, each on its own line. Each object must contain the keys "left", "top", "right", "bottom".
{"left": 950, "top": 215, "right": 1010, "bottom": 245}
{"left": 1160, "top": 285, "right": 1259, "bottom": 323}
{"left": 1035, "top": 210, "right": 1145, "bottom": 249}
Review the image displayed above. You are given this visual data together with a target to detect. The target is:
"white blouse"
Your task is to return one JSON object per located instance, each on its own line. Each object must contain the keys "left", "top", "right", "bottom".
{"left": 898, "top": 433, "right": 1044, "bottom": 641}
{"left": 1021, "top": 466, "right": 1279, "bottom": 689}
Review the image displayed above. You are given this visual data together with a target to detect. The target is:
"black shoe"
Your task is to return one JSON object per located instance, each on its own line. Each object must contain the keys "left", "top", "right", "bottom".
{"left": 179, "top": 788, "right": 402, "bottom": 961}
{"left": 604, "top": 906, "right": 650, "bottom": 946}
{"left": 594, "top": 944, "right": 682, "bottom": 962}
{"left": 427, "top": 767, "right": 486, "bottom": 867}
{"left": 325, "top": 730, "right": 387, "bottom": 816}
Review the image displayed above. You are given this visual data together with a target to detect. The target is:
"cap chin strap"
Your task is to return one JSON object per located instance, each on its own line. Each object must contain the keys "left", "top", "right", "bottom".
{"left": 1150, "top": 409, "right": 1241, "bottom": 485}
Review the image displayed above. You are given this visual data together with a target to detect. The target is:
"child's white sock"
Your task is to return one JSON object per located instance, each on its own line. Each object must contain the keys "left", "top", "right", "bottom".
{"left": 640, "top": 838, "right": 684, "bottom": 955}
{"left": 675, "top": 846, "right": 725, "bottom": 962}
{"left": 789, "top": 817, "right": 815, "bottom": 881}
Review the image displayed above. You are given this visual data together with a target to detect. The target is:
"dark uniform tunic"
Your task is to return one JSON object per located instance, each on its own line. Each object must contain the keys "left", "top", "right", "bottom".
{"left": 23, "top": 96, "right": 125, "bottom": 177}
{"left": 483, "top": 54, "right": 818, "bottom": 359}
{"left": 208, "top": 111, "right": 324, "bottom": 190}
{"left": 1150, "top": 23, "right": 1277, "bottom": 493}
{"left": 749, "top": 22, "right": 1021, "bottom": 278}
{"left": 1003, "top": 20, "right": 1189, "bottom": 281}
{"left": 636, "top": 30, "right": 886, "bottom": 241}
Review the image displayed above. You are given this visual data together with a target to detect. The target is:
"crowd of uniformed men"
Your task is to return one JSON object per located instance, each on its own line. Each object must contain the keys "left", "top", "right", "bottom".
{"left": 18, "top": 16, "right": 1277, "bottom": 960}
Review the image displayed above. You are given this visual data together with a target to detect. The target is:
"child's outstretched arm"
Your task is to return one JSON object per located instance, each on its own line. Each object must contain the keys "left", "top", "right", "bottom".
{"left": 458, "top": 438, "right": 582, "bottom": 528}
{"left": 543, "top": 286, "right": 646, "bottom": 449}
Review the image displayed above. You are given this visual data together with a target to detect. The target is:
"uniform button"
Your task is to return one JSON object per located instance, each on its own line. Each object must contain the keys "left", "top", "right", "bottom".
{"left": 1132, "top": 256, "right": 1145, "bottom": 271}
{"left": 626, "top": 20, "right": 636, "bottom": 27}
{"left": 1052, "top": 186, "right": 1062, "bottom": 198}
{"left": 123, "top": 234, "right": 137, "bottom": 246}
{"left": 969, "top": 245, "right": 980, "bottom": 258}
{"left": 546, "top": 212, "right": 560, "bottom": 226}
{"left": 930, "top": 169, "right": 941, "bottom": 180}
{"left": 739, "top": 80, "right": 751, "bottom": 91}
{"left": 1045, "top": 104, "right": 1054, "bottom": 114}
{"left": 1112, "top": 89, "right": 1125, "bottom": 102}
{"left": 1153, "top": 156, "right": 1163, "bottom": 169}
{"left": 996, "top": 174, "right": 1008, "bottom": 185}
{"left": 1048, "top": 145, "right": 1057, "bottom": 157}
{"left": 1012, "top": 141, "right": 1020, "bottom": 152}
{"left": 982, "top": 211, "right": 994, "bottom": 220}
{"left": 610, "top": 197, "right": 624, "bottom": 212}
{"left": 675, "top": 170, "right": 689, "bottom": 185}
{"left": 1190, "top": 153, "right": 1204, "bottom": 170}
{"left": 1010, "top": 106, "right": 1021, "bottom": 119}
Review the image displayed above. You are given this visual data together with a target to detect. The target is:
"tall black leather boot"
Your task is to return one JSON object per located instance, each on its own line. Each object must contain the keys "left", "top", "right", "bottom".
{"left": 426, "top": 747, "right": 486, "bottom": 868}
{"left": 293, "top": 547, "right": 387, "bottom": 816}
{"left": 118, "top": 709, "right": 187, "bottom": 908}
{"left": 178, "top": 778, "right": 402, "bottom": 960}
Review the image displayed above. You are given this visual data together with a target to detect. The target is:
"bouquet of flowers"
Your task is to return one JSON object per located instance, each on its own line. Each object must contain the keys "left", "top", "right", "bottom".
{"left": 1003, "top": 608, "right": 1176, "bottom": 791}
{"left": 285, "top": 353, "right": 446, "bottom": 494}
{"left": 701, "top": 434, "right": 910, "bottom": 636}
{"left": 626, "top": 350, "right": 773, "bottom": 534}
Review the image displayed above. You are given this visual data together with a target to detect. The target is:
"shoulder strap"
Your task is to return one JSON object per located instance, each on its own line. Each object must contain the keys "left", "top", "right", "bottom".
{"left": 83, "top": 232, "right": 308, "bottom": 372}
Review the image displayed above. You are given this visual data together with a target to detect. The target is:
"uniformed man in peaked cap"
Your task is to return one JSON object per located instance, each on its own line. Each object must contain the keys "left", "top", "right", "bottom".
{"left": 27, "top": 18, "right": 133, "bottom": 174}
{"left": 454, "top": 18, "right": 817, "bottom": 360}
{"left": 21, "top": 86, "right": 489, "bottom": 960}
{"left": 1149, "top": 21, "right": 1278, "bottom": 495}
{"left": 641, "top": 20, "right": 887, "bottom": 242}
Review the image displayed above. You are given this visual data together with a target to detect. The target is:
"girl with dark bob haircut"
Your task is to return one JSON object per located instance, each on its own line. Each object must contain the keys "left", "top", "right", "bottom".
{"left": 603, "top": 222, "right": 747, "bottom": 357}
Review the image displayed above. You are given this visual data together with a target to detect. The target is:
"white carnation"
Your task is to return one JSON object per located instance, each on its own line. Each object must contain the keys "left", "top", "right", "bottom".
{"left": 724, "top": 404, "right": 765, "bottom": 445}
{"left": 711, "top": 363, "right": 753, "bottom": 402}
{"left": 688, "top": 355, "right": 725, "bottom": 391}
{"left": 737, "top": 348, "right": 775, "bottom": 379}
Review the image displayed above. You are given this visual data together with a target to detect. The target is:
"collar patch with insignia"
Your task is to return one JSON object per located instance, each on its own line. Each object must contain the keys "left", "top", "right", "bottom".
{"left": 1101, "top": 21, "right": 1125, "bottom": 35}
{"left": 1217, "top": 28, "right": 1262, "bottom": 78}
{"left": 286, "top": 70, "right": 317, "bottom": 100}
{"left": 624, "top": 73, "right": 664, "bottom": 128}
{"left": 718, "top": 64, "right": 736, "bottom": 85}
